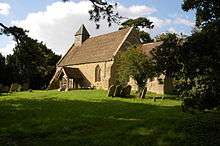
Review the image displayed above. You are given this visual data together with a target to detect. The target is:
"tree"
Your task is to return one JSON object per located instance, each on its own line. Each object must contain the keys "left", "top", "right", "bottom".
{"left": 179, "top": 23, "right": 220, "bottom": 109}
{"left": 180, "top": 0, "right": 220, "bottom": 110}
{"left": 151, "top": 33, "right": 184, "bottom": 94}
{"left": 0, "top": 53, "right": 7, "bottom": 85}
{"left": 120, "top": 17, "right": 154, "bottom": 43}
{"left": 63, "top": 0, "right": 119, "bottom": 28}
{"left": 182, "top": 0, "right": 220, "bottom": 27}
{"left": 0, "top": 25, "right": 61, "bottom": 89}
{"left": 116, "top": 46, "right": 155, "bottom": 98}
{"left": 152, "top": 33, "right": 183, "bottom": 77}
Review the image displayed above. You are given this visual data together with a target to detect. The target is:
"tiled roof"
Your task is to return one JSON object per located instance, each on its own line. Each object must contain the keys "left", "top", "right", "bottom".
{"left": 63, "top": 67, "right": 83, "bottom": 79}
{"left": 58, "top": 27, "right": 132, "bottom": 66}
{"left": 140, "top": 41, "right": 163, "bottom": 56}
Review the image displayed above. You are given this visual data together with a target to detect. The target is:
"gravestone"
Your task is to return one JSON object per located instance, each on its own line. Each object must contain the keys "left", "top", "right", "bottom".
{"left": 120, "top": 85, "right": 132, "bottom": 97}
{"left": 140, "top": 87, "right": 147, "bottom": 99}
{"left": 114, "top": 85, "right": 122, "bottom": 97}
{"left": 10, "top": 83, "right": 22, "bottom": 92}
{"left": 108, "top": 85, "right": 116, "bottom": 97}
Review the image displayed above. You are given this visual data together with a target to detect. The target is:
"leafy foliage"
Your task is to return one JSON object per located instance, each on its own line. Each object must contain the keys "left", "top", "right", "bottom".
{"left": 182, "top": 0, "right": 220, "bottom": 27}
{"left": 180, "top": 0, "right": 220, "bottom": 110}
{"left": 152, "top": 33, "right": 183, "bottom": 78}
{"left": 63, "top": 0, "right": 119, "bottom": 28}
{"left": 120, "top": 17, "right": 154, "bottom": 43}
{"left": 0, "top": 53, "right": 7, "bottom": 85}
{"left": 120, "top": 17, "right": 154, "bottom": 29}
{"left": 116, "top": 46, "right": 155, "bottom": 97}
{"left": 0, "top": 25, "right": 61, "bottom": 89}
{"left": 178, "top": 22, "right": 220, "bottom": 109}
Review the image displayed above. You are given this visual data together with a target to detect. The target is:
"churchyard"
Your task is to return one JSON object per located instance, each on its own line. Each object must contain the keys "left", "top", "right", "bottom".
{"left": 0, "top": 90, "right": 219, "bottom": 146}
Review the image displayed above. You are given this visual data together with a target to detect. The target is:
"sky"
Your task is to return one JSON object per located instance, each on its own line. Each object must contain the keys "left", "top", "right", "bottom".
{"left": 0, "top": 0, "right": 195, "bottom": 56}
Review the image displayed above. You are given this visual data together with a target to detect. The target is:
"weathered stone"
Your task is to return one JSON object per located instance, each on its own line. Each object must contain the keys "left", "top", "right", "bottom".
{"left": 10, "top": 83, "right": 22, "bottom": 92}
{"left": 108, "top": 85, "right": 116, "bottom": 97}
{"left": 114, "top": 85, "right": 122, "bottom": 97}
{"left": 140, "top": 87, "right": 147, "bottom": 99}
{"left": 120, "top": 85, "right": 132, "bottom": 97}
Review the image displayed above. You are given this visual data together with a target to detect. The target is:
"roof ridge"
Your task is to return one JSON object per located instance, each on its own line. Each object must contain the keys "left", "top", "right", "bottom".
{"left": 57, "top": 27, "right": 134, "bottom": 66}
{"left": 88, "top": 27, "right": 131, "bottom": 39}
{"left": 142, "top": 41, "right": 163, "bottom": 46}
{"left": 112, "top": 27, "right": 134, "bottom": 57}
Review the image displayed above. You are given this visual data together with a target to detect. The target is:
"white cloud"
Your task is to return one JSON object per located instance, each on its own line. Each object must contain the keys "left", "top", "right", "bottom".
{"left": 168, "top": 27, "right": 177, "bottom": 33}
{"left": 118, "top": 5, "right": 157, "bottom": 18}
{"left": 11, "top": 1, "right": 158, "bottom": 55}
{"left": 174, "top": 17, "right": 194, "bottom": 27}
{"left": 148, "top": 16, "right": 172, "bottom": 28}
{"left": 0, "top": 2, "right": 10, "bottom": 15}
{"left": 0, "top": 40, "right": 16, "bottom": 56}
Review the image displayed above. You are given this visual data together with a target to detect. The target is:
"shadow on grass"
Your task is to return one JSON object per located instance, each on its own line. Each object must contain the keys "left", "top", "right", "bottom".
{"left": 0, "top": 98, "right": 219, "bottom": 146}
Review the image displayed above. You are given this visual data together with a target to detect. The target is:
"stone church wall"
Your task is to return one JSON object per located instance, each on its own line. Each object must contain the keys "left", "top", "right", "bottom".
{"left": 67, "top": 61, "right": 114, "bottom": 90}
{"left": 128, "top": 75, "right": 165, "bottom": 95}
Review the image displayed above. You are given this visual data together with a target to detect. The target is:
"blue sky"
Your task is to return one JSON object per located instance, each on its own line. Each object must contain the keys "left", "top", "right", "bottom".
{"left": 0, "top": 0, "right": 195, "bottom": 55}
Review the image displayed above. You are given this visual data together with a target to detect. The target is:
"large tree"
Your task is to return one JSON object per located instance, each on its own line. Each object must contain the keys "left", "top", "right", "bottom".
{"left": 182, "top": 0, "right": 220, "bottom": 27}
{"left": 0, "top": 25, "right": 61, "bottom": 89}
{"left": 0, "top": 53, "right": 7, "bottom": 85}
{"left": 116, "top": 46, "right": 155, "bottom": 98}
{"left": 180, "top": 23, "right": 220, "bottom": 109}
{"left": 152, "top": 33, "right": 183, "bottom": 78}
{"left": 180, "top": 0, "right": 220, "bottom": 109}
{"left": 151, "top": 33, "right": 184, "bottom": 94}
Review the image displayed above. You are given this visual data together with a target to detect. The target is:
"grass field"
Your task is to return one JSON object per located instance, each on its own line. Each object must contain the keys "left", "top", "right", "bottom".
{"left": 0, "top": 90, "right": 219, "bottom": 146}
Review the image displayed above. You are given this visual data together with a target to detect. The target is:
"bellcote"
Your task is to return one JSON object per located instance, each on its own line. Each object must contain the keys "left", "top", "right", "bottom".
{"left": 74, "top": 24, "right": 90, "bottom": 46}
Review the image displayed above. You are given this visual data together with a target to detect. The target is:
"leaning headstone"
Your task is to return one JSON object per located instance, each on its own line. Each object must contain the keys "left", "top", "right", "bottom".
{"left": 114, "top": 85, "right": 122, "bottom": 97}
{"left": 120, "top": 85, "right": 132, "bottom": 97}
{"left": 108, "top": 85, "right": 116, "bottom": 97}
{"left": 10, "top": 83, "right": 22, "bottom": 92}
{"left": 140, "top": 87, "right": 147, "bottom": 99}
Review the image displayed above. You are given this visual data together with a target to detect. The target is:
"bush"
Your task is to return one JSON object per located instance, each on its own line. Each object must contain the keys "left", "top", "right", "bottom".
{"left": 21, "top": 83, "right": 29, "bottom": 91}
{"left": 176, "top": 74, "right": 220, "bottom": 111}
{"left": 181, "top": 97, "right": 196, "bottom": 112}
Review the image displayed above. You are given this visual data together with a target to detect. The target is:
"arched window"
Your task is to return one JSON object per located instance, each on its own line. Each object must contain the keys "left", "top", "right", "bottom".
{"left": 95, "top": 65, "right": 101, "bottom": 82}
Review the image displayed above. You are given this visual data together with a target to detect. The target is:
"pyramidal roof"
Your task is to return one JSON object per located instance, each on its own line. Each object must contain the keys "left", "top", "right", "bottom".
{"left": 75, "top": 24, "right": 90, "bottom": 36}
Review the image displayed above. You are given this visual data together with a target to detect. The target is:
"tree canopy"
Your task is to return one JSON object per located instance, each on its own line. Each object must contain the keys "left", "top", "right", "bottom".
{"left": 182, "top": 0, "right": 220, "bottom": 27}
{"left": 120, "top": 17, "right": 154, "bottom": 43}
{"left": 152, "top": 33, "right": 184, "bottom": 78}
{"left": 116, "top": 46, "right": 155, "bottom": 97}
{"left": 0, "top": 25, "right": 61, "bottom": 89}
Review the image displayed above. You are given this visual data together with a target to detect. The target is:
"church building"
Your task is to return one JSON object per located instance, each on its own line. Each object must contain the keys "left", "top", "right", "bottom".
{"left": 49, "top": 25, "right": 168, "bottom": 94}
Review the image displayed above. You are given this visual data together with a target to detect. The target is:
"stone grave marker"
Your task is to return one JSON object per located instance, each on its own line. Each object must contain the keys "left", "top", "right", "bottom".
{"left": 140, "top": 87, "right": 147, "bottom": 99}
{"left": 114, "top": 85, "right": 122, "bottom": 97}
{"left": 120, "top": 85, "right": 132, "bottom": 97}
{"left": 107, "top": 85, "right": 116, "bottom": 97}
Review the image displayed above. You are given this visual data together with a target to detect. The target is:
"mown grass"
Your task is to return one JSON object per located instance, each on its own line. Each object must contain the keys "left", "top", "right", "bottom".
{"left": 0, "top": 90, "right": 219, "bottom": 146}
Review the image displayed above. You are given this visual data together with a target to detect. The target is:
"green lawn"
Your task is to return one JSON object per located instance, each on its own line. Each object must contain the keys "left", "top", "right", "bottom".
{"left": 0, "top": 90, "right": 219, "bottom": 146}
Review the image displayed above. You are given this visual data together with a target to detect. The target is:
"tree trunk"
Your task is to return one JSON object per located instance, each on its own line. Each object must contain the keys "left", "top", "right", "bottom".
{"left": 164, "top": 75, "right": 174, "bottom": 94}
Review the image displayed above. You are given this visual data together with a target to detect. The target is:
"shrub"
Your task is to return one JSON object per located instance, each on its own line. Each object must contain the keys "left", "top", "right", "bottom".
{"left": 179, "top": 76, "right": 220, "bottom": 111}
{"left": 0, "top": 84, "right": 9, "bottom": 93}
